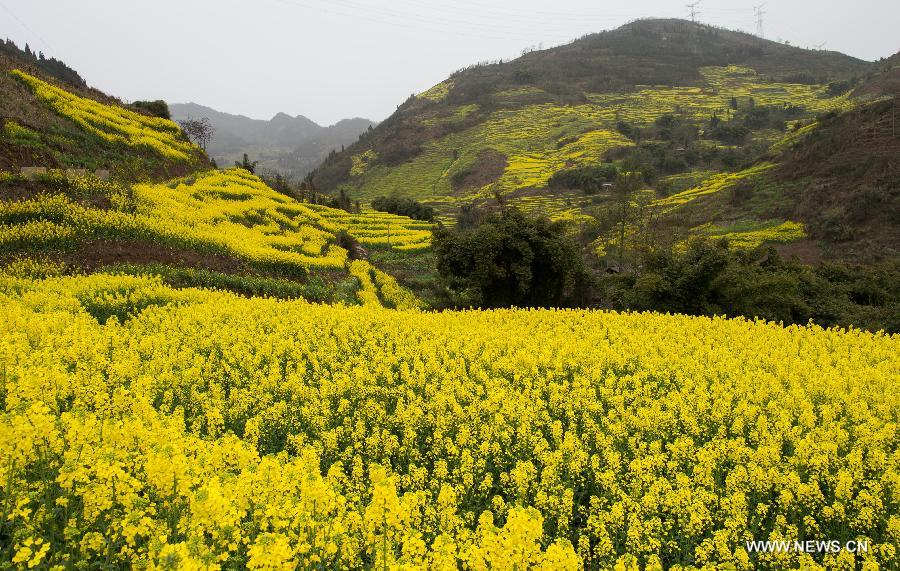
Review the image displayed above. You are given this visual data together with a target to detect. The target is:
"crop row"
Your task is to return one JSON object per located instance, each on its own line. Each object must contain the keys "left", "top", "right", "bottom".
{"left": 11, "top": 70, "right": 198, "bottom": 162}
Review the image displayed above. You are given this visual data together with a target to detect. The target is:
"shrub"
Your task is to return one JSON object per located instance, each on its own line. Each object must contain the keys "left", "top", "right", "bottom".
{"left": 433, "top": 207, "right": 590, "bottom": 308}
{"left": 547, "top": 164, "right": 618, "bottom": 194}
{"left": 371, "top": 195, "right": 435, "bottom": 222}
{"left": 132, "top": 100, "right": 171, "bottom": 119}
{"left": 607, "top": 238, "right": 899, "bottom": 332}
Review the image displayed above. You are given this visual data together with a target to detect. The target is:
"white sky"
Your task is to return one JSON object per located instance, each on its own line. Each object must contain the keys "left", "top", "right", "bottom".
{"left": 2, "top": 1, "right": 898, "bottom": 125}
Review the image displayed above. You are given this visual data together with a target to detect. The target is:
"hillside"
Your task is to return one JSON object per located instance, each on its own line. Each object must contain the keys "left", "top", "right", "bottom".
{"left": 308, "top": 19, "right": 888, "bottom": 261}
{"left": 1, "top": 38, "right": 85, "bottom": 88}
{"left": 170, "top": 102, "right": 374, "bottom": 178}
{"left": 0, "top": 56, "right": 429, "bottom": 310}
{"left": 0, "top": 46, "right": 207, "bottom": 179}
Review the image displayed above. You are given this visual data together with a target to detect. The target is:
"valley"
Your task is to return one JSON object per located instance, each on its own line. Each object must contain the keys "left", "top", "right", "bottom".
{"left": 0, "top": 13, "right": 897, "bottom": 570}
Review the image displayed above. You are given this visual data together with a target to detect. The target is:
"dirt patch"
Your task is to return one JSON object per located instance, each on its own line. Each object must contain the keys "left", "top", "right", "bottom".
{"left": 0, "top": 139, "right": 55, "bottom": 172}
{"left": 775, "top": 239, "right": 823, "bottom": 264}
{"left": 60, "top": 239, "right": 250, "bottom": 274}
{"left": 450, "top": 149, "right": 507, "bottom": 192}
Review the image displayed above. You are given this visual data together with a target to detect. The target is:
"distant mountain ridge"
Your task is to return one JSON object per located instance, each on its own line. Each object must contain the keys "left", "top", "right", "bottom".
{"left": 169, "top": 102, "right": 374, "bottom": 178}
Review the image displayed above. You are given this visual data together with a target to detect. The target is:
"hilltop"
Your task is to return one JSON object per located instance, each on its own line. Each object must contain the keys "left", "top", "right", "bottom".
{"left": 170, "top": 102, "right": 374, "bottom": 178}
{"left": 308, "top": 19, "right": 891, "bottom": 262}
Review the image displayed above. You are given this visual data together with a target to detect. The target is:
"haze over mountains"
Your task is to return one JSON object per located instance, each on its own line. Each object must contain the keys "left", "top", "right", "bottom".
{"left": 169, "top": 102, "right": 374, "bottom": 178}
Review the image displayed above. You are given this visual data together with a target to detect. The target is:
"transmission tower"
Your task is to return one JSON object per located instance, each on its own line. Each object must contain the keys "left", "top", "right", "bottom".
{"left": 754, "top": 3, "right": 766, "bottom": 38}
{"left": 686, "top": 1, "right": 701, "bottom": 23}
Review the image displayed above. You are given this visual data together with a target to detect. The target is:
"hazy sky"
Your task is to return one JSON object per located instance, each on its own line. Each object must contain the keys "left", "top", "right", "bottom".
{"left": 2, "top": 1, "right": 898, "bottom": 125}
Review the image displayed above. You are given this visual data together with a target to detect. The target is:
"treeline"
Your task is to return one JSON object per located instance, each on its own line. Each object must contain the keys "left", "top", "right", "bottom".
{"left": 1, "top": 38, "right": 85, "bottom": 88}
{"left": 604, "top": 239, "right": 898, "bottom": 332}
{"left": 372, "top": 195, "right": 435, "bottom": 221}
{"left": 431, "top": 205, "right": 898, "bottom": 332}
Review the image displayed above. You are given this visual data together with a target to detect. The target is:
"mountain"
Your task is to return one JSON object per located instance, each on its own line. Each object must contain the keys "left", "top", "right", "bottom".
{"left": 169, "top": 102, "right": 374, "bottom": 178}
{"left": 307, "top": 18, "right": 892, "bottom": 261}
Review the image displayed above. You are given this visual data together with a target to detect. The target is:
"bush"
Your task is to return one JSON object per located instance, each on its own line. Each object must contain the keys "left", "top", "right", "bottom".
{"left": 371, "top": 195, "right": 436, "bottom": 222}
{"left": 433, "top": 207, "right": 590, "bottom": 308}
{"left": 132, "top": 100, "right": 171, "bottom": 119}
{"left": 606, "top": 238, "right": 899, "bottom": 332}
{"left": 547, "top": 164, "right": 619, "bottom": 194}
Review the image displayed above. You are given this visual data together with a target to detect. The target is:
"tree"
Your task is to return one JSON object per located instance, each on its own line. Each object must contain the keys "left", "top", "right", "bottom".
{"left": 235, "top": 153, "right": 258, "bottom": 174}
{"left": 261, "top": 171, "right": 292, "bottom": 195}
{"left": 133, "top": 100, "right": 171, "bottom": 119}
{"left": 611, "top": 171, "right": 642, "bottom": 267}
{"left": 177, "top": 117, "right": 215, "bottom": 151}
{"left": 433, "top": 207, "right": 590, "bottom": 308}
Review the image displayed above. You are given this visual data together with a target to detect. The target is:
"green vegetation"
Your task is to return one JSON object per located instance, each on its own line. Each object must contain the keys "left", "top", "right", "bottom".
{"left": 433, "top": 207, "right": 590, "bottom": 308}
{"left": 12, "top": 70, "right": 199, "bottom": 162}
{"left": 306, "top": 20, "right": 887, "bottom": 290}
{"left": 0, "top": 62, "right": 207, "bottom": 179}
{"left": 602, "top": 238, "right": 898, "bottom": 332}
{"left": 319, "top": 63, "right": 852, "bottom": 220}
{"left": 697, "top": 220, "right": 806, "bottom": 250}
{"left": 2, "top": 120, "right": 42, "bottom": 148}
{"left": 548, "top": 163, "right": 618, "bottom": 194}
{"left": 371, "top": 195, "right": 435, "bottom": 221}
{"left": 103, "top": 263, "right": 338, "bottom": 302}
{"left": 1, "top": 19, "right": 894, "bottom": 332}
{"left": 131, "top": 99, "right": 171, "bottom": 119}
{"left": 0, "top": 163, "right": 426, "bottom": 309}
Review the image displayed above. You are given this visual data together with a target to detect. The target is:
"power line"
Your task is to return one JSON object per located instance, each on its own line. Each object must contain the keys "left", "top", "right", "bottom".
{"left": 268, "top": 0, "right": 611, "bottom": 41}
{"left": 686, "top": 1, "right": 701, "bottom": 23}
{"left": 0, "top": 0, "right": 58, "bottom": 55}
{"left": 326, "top": 0, "right": 635, "bottom": 36}
{"left": 753, "top": 3, "right": 766, "bottom": 38}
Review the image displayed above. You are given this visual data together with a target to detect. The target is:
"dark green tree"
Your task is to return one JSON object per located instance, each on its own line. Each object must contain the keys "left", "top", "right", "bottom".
{"left": 433, "top": 207, "right": 590, "bottom": 308}
{"left": 235, "top": 153, "right": 259, "bottom": 174}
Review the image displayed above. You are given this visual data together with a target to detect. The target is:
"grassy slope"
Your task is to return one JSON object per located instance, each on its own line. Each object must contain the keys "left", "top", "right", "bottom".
{"left": 0, "top": 57, "right": 429, "bottom": 308}
{"left": 0, "top": 166, "right": 428, "bottom": 308}
{"left": 640, "top": 64, "right": 898, "bottom": 263}
{"left": 310, "top": 19, "right": 884, "bottom": 260}
{"left": 0, "top": 53, "right": 208, "bottom": 180}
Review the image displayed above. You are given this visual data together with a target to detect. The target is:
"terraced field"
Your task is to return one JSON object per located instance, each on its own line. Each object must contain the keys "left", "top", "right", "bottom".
{"left": 341, "top": 66, "right": 849, "bottom": 227}
{"left": 2, "top": 168, "right": 426, "bottom": 307}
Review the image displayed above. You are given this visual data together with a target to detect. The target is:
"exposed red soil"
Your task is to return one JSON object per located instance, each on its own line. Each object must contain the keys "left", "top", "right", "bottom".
{"left": 450, "top": 149, "right": 508, "bottom": 192}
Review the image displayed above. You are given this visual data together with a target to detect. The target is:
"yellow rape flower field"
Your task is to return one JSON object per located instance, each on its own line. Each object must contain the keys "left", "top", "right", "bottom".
{"left": 11, "top": 70, "right": 199, "bottom": 163}
{"left": 0, "top": 273, "right": 897, "bottom": 569}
